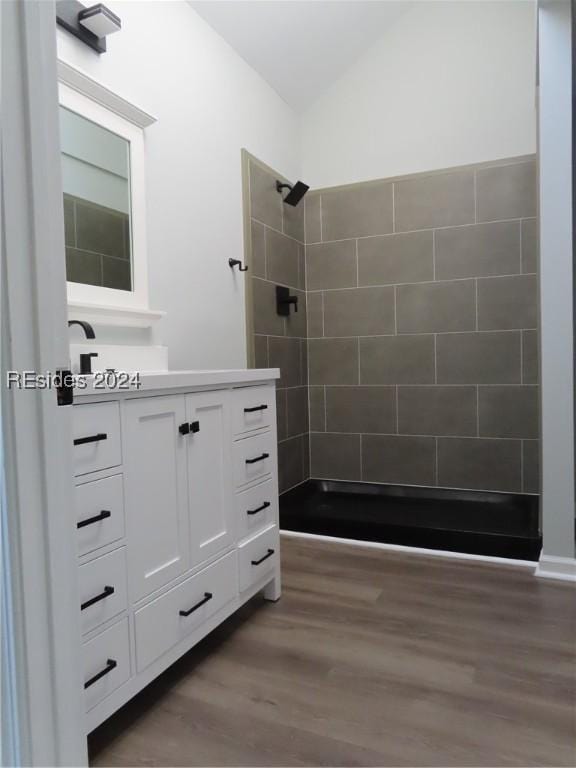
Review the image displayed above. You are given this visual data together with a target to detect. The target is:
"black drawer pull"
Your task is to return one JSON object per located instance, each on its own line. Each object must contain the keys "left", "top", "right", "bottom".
{"left": 81, "top": 585, "right": 114, "bottom": 611}
{"left": 77, "top": 510, "right": 111, "bottom": 529}
{"left": 179, "top": 592, "right": 213, "bottom": 617}
{"left": 245, "top": 452, "right": 269, "bottom": 465}
{"left": 244, "top": 404, "right": 268, "bottom": 413}
{"left": 74, "top": 432, "right": 107, "bottom": 446}
{"left": 251, "top": 548, "right": 275, "bottom": 566}
{"left": 247, "top": 501, "right": 270, "bottom": 516}
{"left": 84, "top": 659, "right": 117, "bottom": 689}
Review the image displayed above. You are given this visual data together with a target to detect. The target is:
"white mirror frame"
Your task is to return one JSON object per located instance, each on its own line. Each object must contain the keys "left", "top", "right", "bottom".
{"left": 58, "top": 63, "right": 156, "bottom": 318}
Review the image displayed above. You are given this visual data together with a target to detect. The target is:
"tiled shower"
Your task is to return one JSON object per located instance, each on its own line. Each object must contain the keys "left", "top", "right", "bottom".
{"left": 246, "top": 153, "right": 539, "bottom": 501}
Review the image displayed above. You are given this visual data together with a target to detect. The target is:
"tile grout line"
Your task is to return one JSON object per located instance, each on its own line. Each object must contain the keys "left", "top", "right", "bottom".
{"left": 355, "top": 239, "right": 359, "bottom": 287}
{"left": 251, "top": 217, "right": 305, "bottom": 246}
{"left": 299, "top": 330, "right": 533, "bottom": 340}
{"left": 323, "top": 384, "right": 327, "bottom": 432}
{"left": 434, "top": 436, "right": 439, "bottom": 486}
{"left": 359, "top": 432, "right": 364, "bottom": 481}
{"left": 393, "top": 285, "right": 398, "bottom": 335}
{"left": 395, "top": 385, "right": 399, "bottom": 434}
{"left": 473, "top": 170, "right": 478, "bottom": 223}
{"left": 520, "top": 439, "right": 524, "bottom": 492}
{"left": 433, "top": 334, "right": 437, "bottom": 384}
{"left": 319, "top": 194, "right": 323, "bottom": 243}
{"left": 305, "top": 430, "right": 534, "bottom": 442}
{"left": 263, "top": 226, "right": 268, "bottom": 280}
{"left": 519, "top": 219, "right": 524, "bottom": 274}
{"left": 281, "top": 382, "right": 535, "bottom": 389}
{"left": 432, "top": 229, "right": 436, "bottom": 281}
{"left": 392, "top": 182, "right": 396, "bottom": 233}
{"left": 476, "top": 386, "right": 480, "bottom": 436}
{"left": 474, "top": 279, "right": 479, "bottom": 331}
{"left": 300, "top": 273, "right": 536, "bottom": 293}
{"left": 520, "top": 331, "right": 524, "bottom": 385}
{"left": 304, "top": 216, "right": 537, "bottom": 247}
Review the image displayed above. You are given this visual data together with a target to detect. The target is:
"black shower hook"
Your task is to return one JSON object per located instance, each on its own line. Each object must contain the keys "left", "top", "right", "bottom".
{"left": 229, "top": 258, "right": 248, "bottom": 272}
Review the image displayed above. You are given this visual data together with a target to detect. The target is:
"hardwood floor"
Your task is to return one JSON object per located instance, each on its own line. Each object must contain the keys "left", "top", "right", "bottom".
{"left": 89, "top": 535, "right": 576, "bottom": 767}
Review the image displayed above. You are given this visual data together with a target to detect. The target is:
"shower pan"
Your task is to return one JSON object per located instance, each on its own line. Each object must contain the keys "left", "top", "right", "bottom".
{"left": 280, "top": 480, "right": 541, "bottom": 561}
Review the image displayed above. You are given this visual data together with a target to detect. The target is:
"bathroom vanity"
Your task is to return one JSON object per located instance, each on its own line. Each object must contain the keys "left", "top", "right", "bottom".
{"left": 72, "top": 369, "right": 280, "bottom": 732}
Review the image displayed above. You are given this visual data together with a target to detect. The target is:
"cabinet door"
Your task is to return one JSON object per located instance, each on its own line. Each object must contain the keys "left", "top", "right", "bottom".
{"left": 186, "top": 391, "right": 235, "bottom": 568}
{"left": 124, "top": 395, "right": 189, "bottom": 601}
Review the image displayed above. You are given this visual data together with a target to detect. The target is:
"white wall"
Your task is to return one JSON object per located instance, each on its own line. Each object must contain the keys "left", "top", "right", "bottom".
{"left": 538, "top": 0, "right": 575, "bottom": 565}
{"left": 301, "top": 1, "right": 537, "bottom": 189}
{"left": 58, "top": 1, "right": 300, "bottom": 370}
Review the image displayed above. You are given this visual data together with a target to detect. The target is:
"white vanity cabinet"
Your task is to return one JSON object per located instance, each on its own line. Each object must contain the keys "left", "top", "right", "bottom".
{"left": 185, "top": 390, "right": 235, "bottom": 567}
{"left": 71, "top": 370, "right": 280, "bottom": 733}
{"left": 123, "top": 394, "right": 190, "bottom": 601}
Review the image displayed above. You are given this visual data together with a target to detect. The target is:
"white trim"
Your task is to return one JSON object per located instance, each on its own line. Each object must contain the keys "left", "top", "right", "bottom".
{"left": 534, "top": 555, "right": 576, "bottom": 582}
{"left": 2, "top": 1, "right": 87, "bottom": 762}
{"left": 538, "top": 1, "right": 576, "bottom": 563}
{"left": 60, "top": 83, "right": 151, "bottom": 314}
{"left": 57, "top": 59, "right": 157, "bottom": 128}
{"left": 280, "top": 530, "right": 536, "bottom": 568}
{"left": 68, "top": 301, "right": 165, "bottom": 328}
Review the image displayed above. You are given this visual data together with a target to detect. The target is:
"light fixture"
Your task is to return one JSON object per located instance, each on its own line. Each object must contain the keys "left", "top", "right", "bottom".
{"left": 78, "top": 4, "right": 121, "bottom": 38}
{"left": 56, "top": 1, "right": 121, "bottom": 54}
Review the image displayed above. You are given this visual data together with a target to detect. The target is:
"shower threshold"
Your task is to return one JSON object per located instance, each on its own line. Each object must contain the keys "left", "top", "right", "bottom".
{"left": 279, "top": 480, "right": 541, "bottom": 561}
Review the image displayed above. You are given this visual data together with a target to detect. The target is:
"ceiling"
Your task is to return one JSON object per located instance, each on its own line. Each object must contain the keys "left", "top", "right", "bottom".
{"left": 188, "top": 1, "right": 413, "bottom": 112}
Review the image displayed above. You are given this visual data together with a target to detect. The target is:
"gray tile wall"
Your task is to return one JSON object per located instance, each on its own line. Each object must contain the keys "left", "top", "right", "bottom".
{"left": 305, "top": 157, "right": 539, "bottom": 495}
{"left": 64, "top": 193, "right": 132, "bottom": 291}
{"left": 247, "top": 158, "right": 309, "bottom": 493}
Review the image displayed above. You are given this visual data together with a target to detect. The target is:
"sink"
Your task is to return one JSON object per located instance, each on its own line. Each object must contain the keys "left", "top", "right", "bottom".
{"left": 69, "top": 344, "right": 168, "bottom": 374}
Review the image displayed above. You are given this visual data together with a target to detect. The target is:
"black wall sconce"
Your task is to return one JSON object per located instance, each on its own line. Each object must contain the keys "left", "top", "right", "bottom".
{"left": 276, "top": 286, "right": 298, "bottom": 316}
{"left": 56, "top": 1, "right": 121, "bottom": 54}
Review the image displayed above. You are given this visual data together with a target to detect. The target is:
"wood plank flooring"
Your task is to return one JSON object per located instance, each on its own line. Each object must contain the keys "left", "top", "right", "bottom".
{"left": 89, "top": 536, "right": 576, "bottom": 767}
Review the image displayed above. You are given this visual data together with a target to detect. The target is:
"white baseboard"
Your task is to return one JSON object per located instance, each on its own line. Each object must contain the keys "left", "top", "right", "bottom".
{"left": 534, "top": 555, "right": 576, "bottom": 582}
{"left": 280, "top": 529, "right": 535, "bottom": 568}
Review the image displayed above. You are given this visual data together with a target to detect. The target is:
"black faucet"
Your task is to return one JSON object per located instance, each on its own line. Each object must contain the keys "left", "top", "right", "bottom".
{"left": 68, "top": 320, "right": 97, "bottom": 374}
{"left": 68, "top": 320, "right": 96, "bottom": 339}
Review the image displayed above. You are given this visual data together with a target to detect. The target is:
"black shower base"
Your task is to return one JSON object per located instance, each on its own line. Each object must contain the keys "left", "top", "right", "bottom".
{"left": 279, "top": 480, "right": 541, "bottom": 561}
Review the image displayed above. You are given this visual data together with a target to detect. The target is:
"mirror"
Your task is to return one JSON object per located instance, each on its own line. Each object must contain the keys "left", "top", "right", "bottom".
{"left": 60, "top": 106, "right": 133, "bottom": 292}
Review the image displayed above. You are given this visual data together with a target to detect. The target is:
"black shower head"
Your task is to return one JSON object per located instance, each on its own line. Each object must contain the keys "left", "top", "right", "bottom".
{"left": 276, "top": 180, "right": 309, "bottom": 207}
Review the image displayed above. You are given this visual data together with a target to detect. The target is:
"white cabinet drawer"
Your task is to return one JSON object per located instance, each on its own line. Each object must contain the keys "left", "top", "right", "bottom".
{"left": 79, "top": 547, "right": 128, "bottom": 635}
{"left": 134, "top": 551, "right": 237, "bottom": 672}
{"left": 73, "top": 402, "right": 122, "bottom": 477}
{"left": 236, "top": 479, "right": 277, "bottom": 541}
{"left": 76, "top": 474, "right": 125, "bottom": 557}
{"left": 233, "top": 432, "right": 275, "bottom": 489}
{"left": 232, "top": 385, "right": 275, "bottom": 437}
{"left": 238, "top": 525, "right": 279, "bottom": 593}
{"left": 82, "top": 618, "right": 130, "bottom": 712}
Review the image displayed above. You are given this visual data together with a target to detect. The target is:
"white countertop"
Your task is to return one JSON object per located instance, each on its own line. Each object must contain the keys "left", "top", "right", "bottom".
{"left": 74, "top": 368, "right": 280, "bottom": 398}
